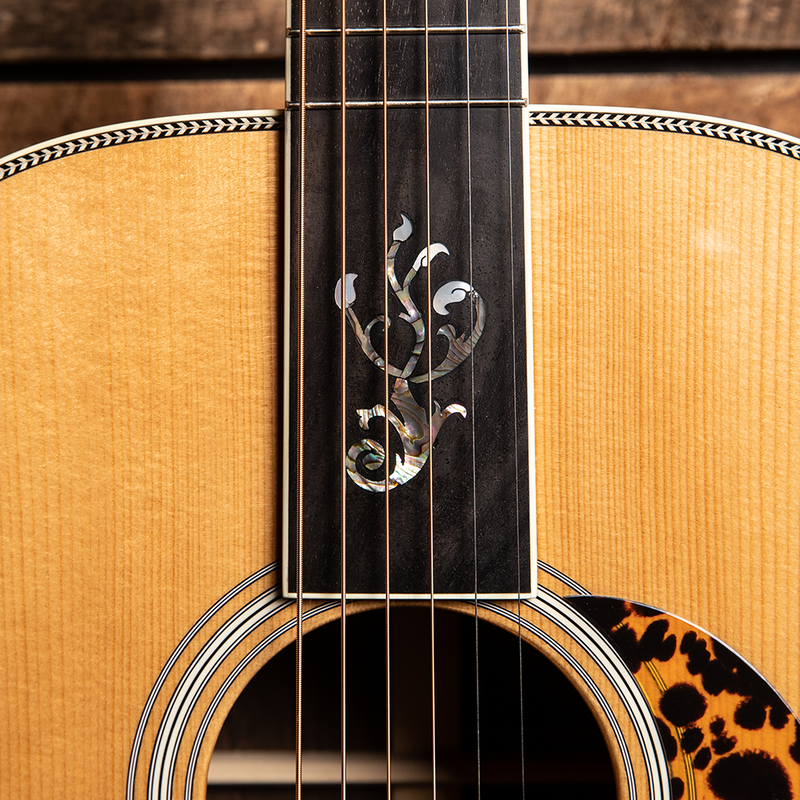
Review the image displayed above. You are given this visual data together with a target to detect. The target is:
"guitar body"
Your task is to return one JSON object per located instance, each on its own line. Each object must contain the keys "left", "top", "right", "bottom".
{"left": 1, "top": 109, "right": 799, "bottom": 800}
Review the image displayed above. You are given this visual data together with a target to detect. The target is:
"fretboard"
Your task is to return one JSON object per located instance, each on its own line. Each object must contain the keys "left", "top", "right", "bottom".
{"left": 284, "top": 0, "right": 534, "bottom": 598}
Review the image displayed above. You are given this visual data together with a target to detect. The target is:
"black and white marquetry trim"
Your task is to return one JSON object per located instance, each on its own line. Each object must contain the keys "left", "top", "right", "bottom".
{"left": 7, "top": 108, "right": 797, "bottom": 184}
{"left": 529, "top": 106, "right": 800, "bottom": 160}
{"left": 0, "top": 113, "right": 283, "bottom": 182}
{"left": 538, "top": 559, "right": 591, "bottom": 596}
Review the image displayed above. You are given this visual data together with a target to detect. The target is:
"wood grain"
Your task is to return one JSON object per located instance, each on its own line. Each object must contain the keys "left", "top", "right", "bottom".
{"left": 0, "top": 128, "right": 282, "bottom": 799}
{"left": 531, "top": 123, "right": 800, "bottom": 716}
{"left": 0, "top": 0, "right": 285, "bottom": 61}
{"left": 527, "top": 0, "right": 800, "bottom": 53}
{"left": 3, "top": 0, "right": 800, "bottom": 60}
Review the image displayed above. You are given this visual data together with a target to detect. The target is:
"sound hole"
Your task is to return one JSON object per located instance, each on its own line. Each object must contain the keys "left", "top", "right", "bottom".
{"left": 208, "top": 608, "right": 616, "bottom": 799}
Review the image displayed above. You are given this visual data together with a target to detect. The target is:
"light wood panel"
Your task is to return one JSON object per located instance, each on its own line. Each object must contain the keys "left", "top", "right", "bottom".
{"left": 527, "top": 0, "right": 800, "bottom": 53}
{"left": 3, "top": 0, "right": 800, "bottom": 59}
{"left": 0, "top": 0, "right": 285, "bottom": 60}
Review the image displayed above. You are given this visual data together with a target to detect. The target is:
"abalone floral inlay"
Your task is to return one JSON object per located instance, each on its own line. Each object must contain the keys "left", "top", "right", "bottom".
{"left": 334, "top": 215, "right": 486, "bottom": 492}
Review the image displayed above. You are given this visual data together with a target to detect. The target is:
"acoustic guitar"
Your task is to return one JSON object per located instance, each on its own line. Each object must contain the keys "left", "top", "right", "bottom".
{"left": 1, "top": 0, "right": 799, "bottom": 797}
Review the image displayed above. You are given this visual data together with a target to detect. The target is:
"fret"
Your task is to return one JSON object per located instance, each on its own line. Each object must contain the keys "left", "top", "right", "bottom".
{"left": 287, "top": 98, "right": 528, "bottom": 109}
{"left": 302, "top": 0, "right": 522, "bottom": 32}
{"left": 287, "top": 24, "right": 526, "bottom": 36}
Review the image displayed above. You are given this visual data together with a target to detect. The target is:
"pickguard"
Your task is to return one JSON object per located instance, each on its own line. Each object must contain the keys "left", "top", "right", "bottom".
{"left": 569, "top": 597, "right": 800, "bottom": 800}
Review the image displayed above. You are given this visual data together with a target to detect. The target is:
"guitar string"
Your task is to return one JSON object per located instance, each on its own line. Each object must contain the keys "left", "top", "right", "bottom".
{"left": 300, "top": 6, "right": 523, "bottom": 799}
{"left": 503, "top": 0, "right": 527, "bottom": 794}
{"left": 339, "top": 0, "right": 347, "bottom": 794}
{"left": 464, "top": 0, "right": 483, "bottom": 796}
{"left": 295, "top": 0, "right": 308, "bottom": 791}
{"left": 292, "top": 5, "right": 529, "bottom": 800}
{"left": 382, "top": 0, "right": 392, "bottom": 793}
{"left": 423, "top": 0, "right": 438, "bottom": 795}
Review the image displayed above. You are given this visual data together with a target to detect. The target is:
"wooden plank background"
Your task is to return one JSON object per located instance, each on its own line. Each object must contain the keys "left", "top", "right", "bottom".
{"left": 3, "top": 0, "right": 800, "bottom": 157}
{"left": 4, "top": 0, "right": 800, "bottom": 61}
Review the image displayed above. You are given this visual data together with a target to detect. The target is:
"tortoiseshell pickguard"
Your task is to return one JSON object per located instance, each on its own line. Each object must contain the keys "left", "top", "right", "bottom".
{"left": 567, "top": 597, "right": 800, "bottom": 800}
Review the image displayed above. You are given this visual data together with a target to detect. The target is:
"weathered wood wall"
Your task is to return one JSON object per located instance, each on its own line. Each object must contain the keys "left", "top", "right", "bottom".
{"left": 3, "top": 0, "right": 800, "bottom": 157}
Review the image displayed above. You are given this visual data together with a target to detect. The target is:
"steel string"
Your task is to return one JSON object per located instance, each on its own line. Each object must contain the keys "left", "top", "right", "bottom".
{"left": 422, "top": 0, "right": 440, "bottom": 796}
{"left": 381, "top": 0, "right": 392, "bottom": 795}
{"left": 463, "top": 1, "right": 484, "bottom": 797}
{"left": 295, "top": 0, "right": 308, "bottom": 792}
{"left": 339, "top": 0, "right": 348, "bottom": 795}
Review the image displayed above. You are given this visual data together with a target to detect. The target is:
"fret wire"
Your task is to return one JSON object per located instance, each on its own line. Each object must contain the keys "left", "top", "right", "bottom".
{"left": 292, "top": 99, "right": 527, "bottom": 108}
{"left": 295, "top": 0, "right": 308, "bottom": 794}
{"left": 287, "top": 24, "right": 525, "bottom": 36}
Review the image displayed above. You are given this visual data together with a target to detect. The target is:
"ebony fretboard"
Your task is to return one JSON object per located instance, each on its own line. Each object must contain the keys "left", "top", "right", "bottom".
{"left": 284, "top": 0, "right": 533, "bottom": 598}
